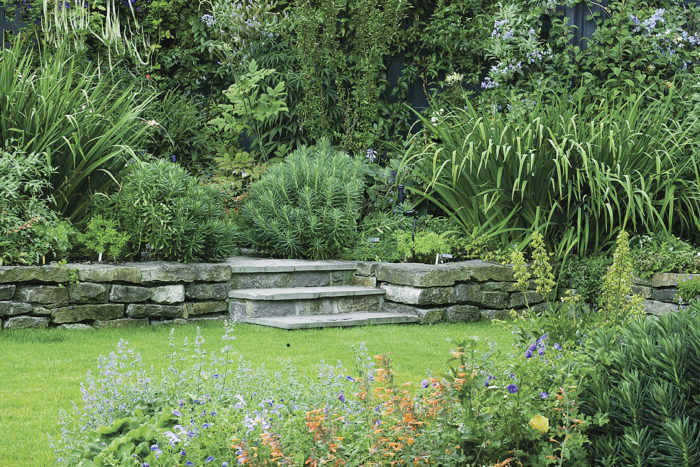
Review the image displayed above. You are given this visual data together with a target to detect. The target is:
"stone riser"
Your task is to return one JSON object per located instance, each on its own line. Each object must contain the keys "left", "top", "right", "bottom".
{"left": 229, "top": 294, "right": 383, "bottom": 320}
{"left": 230, "top": 270, "right": 354, "bottom": 289}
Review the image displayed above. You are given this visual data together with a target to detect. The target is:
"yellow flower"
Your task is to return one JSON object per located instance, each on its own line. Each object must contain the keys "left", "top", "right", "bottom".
{"left": 529, "top": 414, "right": 550, "bottom": 434}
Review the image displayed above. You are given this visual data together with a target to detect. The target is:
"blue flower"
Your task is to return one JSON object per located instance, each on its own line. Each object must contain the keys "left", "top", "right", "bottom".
{"left": 206, "top": 456, "right": 214, "bottom": 463}
{"left": 366, "top": 148, "right": 377, "bottom": 163}
{"left": 186, "top": 462, "right": 194, "bottom": 466}
{"left": 554, "top": 343, "right": 561, "bottom": 351}
{"left": 170, "top": 154, "right": 177, "bottom": 163}
{"left": 421, "top": 379, "right": 430, "bottom": 388}
{"left": 201, "top": 14, "right": 216, "bottom": 27}
{"left": 507, "top": 384, "right": 518, "bottom": 394}
{"left": 540, "top": 391, "right": 549, "bottom": 399}
{"left": 173, "top": 409, "right": 182, "bottom": 416}
{"left": 338, "top": 393, "right": 346, "bottom": 403}
{"left": 525, "top": 349, "right": 533, "bottom": 359}
{"left": 346, "top": 375, "right": 355, "bottom": 382}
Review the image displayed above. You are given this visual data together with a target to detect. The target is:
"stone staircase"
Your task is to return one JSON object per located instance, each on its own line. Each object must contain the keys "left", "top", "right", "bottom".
{"left": 226, "top": 257, "right": 418, "bottom": 329}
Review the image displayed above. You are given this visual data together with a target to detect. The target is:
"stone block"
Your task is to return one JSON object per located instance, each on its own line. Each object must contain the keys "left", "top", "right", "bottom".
{"left": 0, "top": 285, "right": 15, "bottom": 300}
{"left": 141, "top": 264, "right": 195, "bottom": 283}
{"left": 334, "top": 295, "right": 382, "bottom": 313}
{"left": 633, "top": 277, "right": 652, "bottom": 287}
{"left": 0, "top": 266, "right": 71, "bottom": 283}
{"left": 380, "top": 283, "right": 456, "bottom": 305}
{"left": 643, "top": 300, "right": 679, "bottom": 316}
{"left": 4, "top": 315, "right": 49, "bottom": 329}
{"left": 228, "top": 300, "right": 247, "bottom": 321}
{"left": 184, "top": 301, "right": 228, "bottom": 317}
{"left": 151, "top": 285, "right": 185, "bottom": 304}
{"left": 94, "top": 318, "right": 149, "bottom": 329}
{"left": 52, "top": 304, "right": 124, "bottom": 324}
{"left": 185, "top": 283, "right": 230, "bottom": 300}
{"left": 651, "top": 288, "right": 678, "bottom": 303}
{"left": 651, "top": 273, "right": 686, "bottom": 288}
{"left": 188, "top": 314, "right": 228, "bottom": 323}
{"left": 478, "top": 291, "right": 509, "bottom": 309}
{"left": 382, "top": 301, "right": 445, "bottom": 324}
{"left": 193, "top": 264, "right": 231, "bottom": 282}
{"left": 508, "top": 291, "right": 546, "bottom": 308}
{"left": 355, "top": 262, "right": 379, "bottom": 276}
{"left": 446, "top": 305, "right": 481, "bottom": 323}
{"left": 376, "top": 263, "right": 470, "bottom": 287}
{"left": 481, "top": 309, "right": 512, "bottom": 320}
{"left": 14, "top": 286, "right": 69, "bottom": 305}
{"left": 630, "top": 285, "right": 653, "bottom": 299}
{"left": 110, "top": 285, "right": 152, "bottom": 303}
{"left": 330, "top": 270, "right": 355, "bottom": 285}
{"left": 68, "top": 282, "right": 110, "bottom": 304}
{"left": 126, "top": 304, "right": 184, "bottom": 319}
{"left": 461, "top": 260, "right": 515, "bottom": 282}
{"left": 352, "top": 276, "right": 377, "bottom": 287}
{"left": 455, "top": 284, "right": 482, "bottom": 304}
{"left": 76, "top": 265, "right": 142, "bottom": 283}
{"left": 58, "top": 323, "right": 93, "bottom": 330}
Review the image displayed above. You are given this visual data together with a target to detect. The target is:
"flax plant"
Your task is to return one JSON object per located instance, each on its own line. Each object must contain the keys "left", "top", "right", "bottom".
{"left": 0, "top": 41, "right": 153, "bottom": 222}
{"left": 400, "top": 89, "right": 700, "bottom": 258}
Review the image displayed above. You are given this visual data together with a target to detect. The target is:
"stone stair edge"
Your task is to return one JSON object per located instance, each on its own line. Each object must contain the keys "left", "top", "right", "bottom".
{"left": 242, "top": 312, "right": 418, "bottom": 330}
{"left": 229, "top": 286, "right": 385, "bottom": 301}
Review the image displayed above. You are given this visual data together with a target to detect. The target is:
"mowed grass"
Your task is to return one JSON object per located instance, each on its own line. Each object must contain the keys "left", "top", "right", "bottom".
{"left": 0, "top": 321, "right": 513, "bottom": 466}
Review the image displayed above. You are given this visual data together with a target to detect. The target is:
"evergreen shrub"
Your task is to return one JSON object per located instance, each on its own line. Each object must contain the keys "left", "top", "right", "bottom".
{"left": 96, "top": 160, "right": 237, "bottom": 262}
{"left": 581, "top": 305, "right": 700, "bottom": 465}
{"left": 241, "top": 139, "right": 364, "bottom": 259}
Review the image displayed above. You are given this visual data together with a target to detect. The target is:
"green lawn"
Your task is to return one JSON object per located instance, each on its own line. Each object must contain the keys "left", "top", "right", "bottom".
{"left": 0, "top": 321, "right": 512, "bottom": 466}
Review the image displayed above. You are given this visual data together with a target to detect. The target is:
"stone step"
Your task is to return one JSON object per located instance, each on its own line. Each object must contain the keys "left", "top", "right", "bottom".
{"left": 242, "top": 312, "right": 419, "bottom": 330}
{"left": 228, "top": 286, "right": 385, "bottom": 319}
{"left": 227, "top": 257, "right": 358, "bottom": 288}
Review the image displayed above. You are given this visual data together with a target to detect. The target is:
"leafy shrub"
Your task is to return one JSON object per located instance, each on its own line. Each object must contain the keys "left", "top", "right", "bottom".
{"left": 401, "top": 88, "right": 700, "bottom": 258}
{"left": 0, "top": 148, "right": 74, "bottom": 265}
{"left": 581, "top": 306, "right": 700, "bottom": 465}
{"left": 240, "top": 139, "right": 364, "bottom": 259}
{"left": 632, "top": 234, "right": 700, "bottom": 279}
{"left": 678, "top": 276, "right": 700, "bottom": 304}
{"left": 395, "top": 230, "right": 452, "bottom": 264}
{"left": 78, "top": 215, "right": 129, "bottom": 262}
{"left": 0, "top": 43, "right": 153, "bottom": 222}
{"left": 95, "top": 160, "right": 238, "bottom": 262}
{"left": 560, "top": 255, "right": 612, "bottom": 311}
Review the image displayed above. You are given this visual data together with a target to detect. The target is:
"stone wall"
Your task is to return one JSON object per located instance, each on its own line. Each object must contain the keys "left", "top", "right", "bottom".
{"left": 0, "top": 263, "right": 231, "bottom": 330}
{"left": 356, "top": 260, "right": 549, "bottom": 324}
{"left": 356, "top": 261, "right": 690, "bottom": 323}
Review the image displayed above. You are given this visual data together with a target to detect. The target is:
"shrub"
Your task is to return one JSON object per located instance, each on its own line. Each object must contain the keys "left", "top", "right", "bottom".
{"left": 0, "top": 148, "right": 74, "bottom": 265}
{"left": 631, "top": 234, "right": 700, "bottom": 279}
{"left": 400, "top": 88, "right": 700, "bottom": 258}
{"left": 560, "top": 255, "right": 612, "bottom": 311}
{"left": 581, "top": 306, "right": 700, "bottom": 465}
{"left": 678, "top": 275, "right": 700, "bottom": 304}
{"left": 240, "top": 139, "right": 364, "bottom": 259}
{"left": 78, "top": 215, "right": 129, "bottom": 262}
{"left": 95, "top": 159, "right": 238, "bottom": 262}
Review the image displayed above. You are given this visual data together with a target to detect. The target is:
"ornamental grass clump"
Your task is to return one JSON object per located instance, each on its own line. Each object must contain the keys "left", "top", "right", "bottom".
{"left": 240, "top": 138, "right": 365, "bottom": 259}
{"left": 401, "top": 87, "right": 700, "bottom": 258}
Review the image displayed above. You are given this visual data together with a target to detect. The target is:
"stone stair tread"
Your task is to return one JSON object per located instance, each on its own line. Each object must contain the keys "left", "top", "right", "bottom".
{"left": 229, "top": 286, "right": 384, "bottom": 301}
{"left": 242, "top": 312, "right": 419, "bottom": 329}
{"left": 226, "top": 256, "right": 357, "bottom": 273}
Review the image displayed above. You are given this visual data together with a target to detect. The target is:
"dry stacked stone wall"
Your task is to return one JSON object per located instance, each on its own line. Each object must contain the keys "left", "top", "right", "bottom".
{"left": 356, "top": 261, "right": 689, "bottom": 324}
{"left": 0, "top": 263, "right": 231, "bottom": 330}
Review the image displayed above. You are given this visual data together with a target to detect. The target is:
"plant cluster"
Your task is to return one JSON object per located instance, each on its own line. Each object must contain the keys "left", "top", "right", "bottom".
{"left": 93, "top": 159, "right": 238, "bottom": 262}
{"left": 0, "top": 148, "right": 73, "bottom": 265}
{"left": 240, "top": 139, "right": 365, "bottom": 259}
{"left": 580, "top": 305, "right": 700, "bottom": 465}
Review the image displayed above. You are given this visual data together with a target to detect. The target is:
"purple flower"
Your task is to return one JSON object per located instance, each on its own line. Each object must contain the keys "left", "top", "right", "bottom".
{"left": 554, "top": 343, "right": 561, "bottom": 351}
{"left": 346, "top": 376, "right": 355, "bottom": 382}
{"left": 525, "top": 349, "right": 533, "bottom": 359}
{"left": 201, "top": 14, "right": 216, "bottom": 27}
{"left": 538, "top": 346, "right": 545, "bottom": 356}
{"left": 173, "top": 409, "right": 182, "bottom": 417}
{"left": 421, "top": 379, "right": 429, "bottom": 388}
{"left": 540, "top": 391, "right": 549, "bottom": 399}
{"left": 366, "top": 148, "right": 377, "bottom": 163}
{"left": 206, "top": 456, "right": 214, "bottom": 463}
{"left": 170, "top": 154, "right": 177, "bottom": 163}
{"left": 506, "top": 384, "right": 518, "bottom": 394}
{"left": 481, "top": 77, "right": 499, "bottom": 90}
{"left": 186, "top": 462, "right": 194, "bottom": 466}
{"left": 485, "top": 375, "right": 495, "bottom": 387}
{"left": 338, "top": 393, "right": 346, "bottom": 403}
{"left": 509, "top": 373, "right": 515, "bottom": 379}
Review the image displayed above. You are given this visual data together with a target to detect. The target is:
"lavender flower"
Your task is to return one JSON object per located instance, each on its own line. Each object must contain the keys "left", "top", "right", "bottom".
{"left": 201, "top": 14, "right": 216, "bottom": 27}
{"left": 421, "top": 379, "right": 430, "bottom": 388}
{"left": 507, "top": 384, "right": 518, "bottom": 394}
{"left": 540, "top": 392, "right": 549, "bottom": 399}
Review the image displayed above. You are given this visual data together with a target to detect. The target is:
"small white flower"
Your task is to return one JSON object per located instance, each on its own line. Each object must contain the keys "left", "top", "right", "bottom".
{"left": 431, "top": 116, "right": 439, "bottom": 124}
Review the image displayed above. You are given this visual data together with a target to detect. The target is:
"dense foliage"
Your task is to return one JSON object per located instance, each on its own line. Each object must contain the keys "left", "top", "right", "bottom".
{"left": 240, "top": 139, "right": 365, "bottom": 259}
{"left": 94, "top": 160, "right": 238, "bottom": 262}
{"left": 581, "top": 306, "right": 700, "bottom": 465}
{"left": 0, "top": 149, "right": 73, "bottom": 265}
